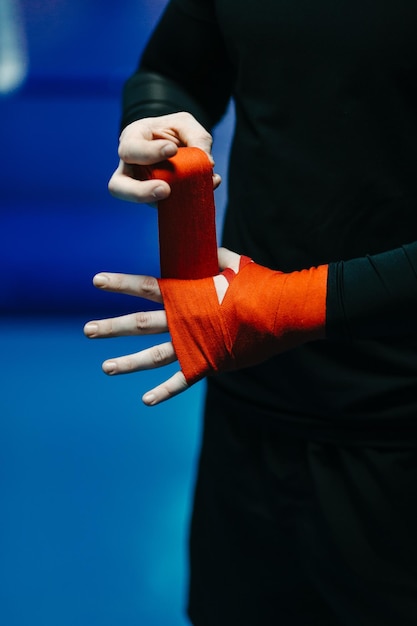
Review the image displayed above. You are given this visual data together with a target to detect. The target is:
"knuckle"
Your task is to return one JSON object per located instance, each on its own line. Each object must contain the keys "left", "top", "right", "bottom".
{"left": 177, "top": 374, "right": 189, "bottom": 393}
{"left": 118, "top": 141, "right": 130, "bottom": 162}
{"left": 162, "top": 373, "right": 188, "bottom": 399}
{"left": 100, "top": 320, "right": 111, "bottom": 336}
{"left": 108, "top": 175, "right": 118, "bottom": 196}
{"left": 135, "top": 312, "right": 150, "bottom": 331}
{"left": 118, "top": 141, "right": 138, "bottom": 164}
{"left": 161, "top": 383, "right": 176, "bottom": 400}
{"left": 124, "top": 357, "right": 136, "bottom": 372}
{"left": 141, "top": 276, "right": 159, "bottom": 296}
{"left": 177, "top": 111, "right": 192, "bottom": 122}
{"left": 113, "top": 275, "right": 125, "bottom": 290}
{"left": 152, "top": 345, "right": 169, "bottom": 366}
{"left": 178, "top": 111, "right": 211, "bottom": 135}
{"left": 202, "top": 128, "right": 213, "bottom": 144}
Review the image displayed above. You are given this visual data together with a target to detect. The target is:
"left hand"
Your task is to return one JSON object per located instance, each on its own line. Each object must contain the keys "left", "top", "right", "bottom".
{"left": 84, "top": 248, "right": 241, "bottom": 406}
{"left": 84, "top": 247, "right": 327, "bottom": 405}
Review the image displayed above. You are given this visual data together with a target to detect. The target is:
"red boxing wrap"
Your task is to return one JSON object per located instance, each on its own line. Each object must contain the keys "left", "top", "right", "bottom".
{"left": 142, "top": 146, "right": 328, "bottom": 385}
{"left": 159, "top": 257, "right": 328, "bottom": 385}
{"left": 136, "top": 147, "right": 218, "bottom": 279}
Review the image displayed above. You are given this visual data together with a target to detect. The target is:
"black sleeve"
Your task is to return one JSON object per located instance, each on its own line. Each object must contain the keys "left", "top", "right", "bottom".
{"left": 326, "top": 241, "right": 417, "bottom": 340}
{"left": 121, "top": 0, "right": 234, "bottom": 131}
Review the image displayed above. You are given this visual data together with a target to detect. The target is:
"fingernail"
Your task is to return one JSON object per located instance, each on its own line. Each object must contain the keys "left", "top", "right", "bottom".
{"left": 94, "top": 274, "right": 108, "bottom": 288}
{"left": 103, "top": 361, "right": 117, "bottom": 375}
{"left": 143, "top": 393, "right": 156, "bottom": 405}
{"left": 153, "top": 185, "right": 168, "bottom": 200}
{"left": 84, "top": 323, "right": 98, "bottom": 337}
{"left": 161, "top": 143, "right": 177, "bottom": 158}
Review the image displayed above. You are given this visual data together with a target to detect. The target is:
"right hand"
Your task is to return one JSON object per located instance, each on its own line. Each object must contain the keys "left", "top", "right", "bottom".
{"left": 108, "top": 112, "right": 221, "bottom": 204}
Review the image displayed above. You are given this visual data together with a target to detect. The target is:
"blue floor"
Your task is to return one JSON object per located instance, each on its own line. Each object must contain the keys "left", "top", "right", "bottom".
{"left": 0, "top": 317, "right": 204, "bottom": 626}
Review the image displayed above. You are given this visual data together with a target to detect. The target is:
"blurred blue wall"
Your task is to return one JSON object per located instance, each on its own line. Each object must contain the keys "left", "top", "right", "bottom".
{"left": 1, "top": 0, "right": 167, "bottom": 315}
{"left": 0, "top": 0, "right": 232, "bottom": 316}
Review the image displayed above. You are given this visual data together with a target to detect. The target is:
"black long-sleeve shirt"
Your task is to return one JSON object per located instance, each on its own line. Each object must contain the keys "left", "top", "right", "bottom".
{"left": 122, "top": 0, "right": 417, "bottom": 442}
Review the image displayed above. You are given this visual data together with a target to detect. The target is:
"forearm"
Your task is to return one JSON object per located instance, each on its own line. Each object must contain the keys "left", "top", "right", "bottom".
{"left": 121, "top": 0, "right": 233, "bottom": 131}
{"left": 122, "top": 71, "right": 216, "bottom": 132}
{"left": 327, "top": 241, "right": 417, "bottom": 340}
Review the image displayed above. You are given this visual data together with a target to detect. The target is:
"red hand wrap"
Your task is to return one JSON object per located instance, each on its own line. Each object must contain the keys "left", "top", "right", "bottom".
{"left": 141, "top": 146, "right": 328, "bottom": 385}
{"left": 137, "top": 146, "right": 218, "bottom": 279}
{"left": 159, "top": 257, "right": 328, "bottom": 385}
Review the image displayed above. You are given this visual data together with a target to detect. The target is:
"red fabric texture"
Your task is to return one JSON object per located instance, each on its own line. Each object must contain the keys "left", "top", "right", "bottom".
{"left": 141, "top": 146, "right": 328, "bottom": 385}
{"left": 159, "top": 257, "right": 328, "bottom": 385}
{"left": 137, "top": 146, "right": 218, "bottom": 279}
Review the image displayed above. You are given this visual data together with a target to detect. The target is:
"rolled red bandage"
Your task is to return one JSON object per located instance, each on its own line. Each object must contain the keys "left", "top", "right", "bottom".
{"left": 140, "top": 146, "right": 328, "bottom": 385}
{"left": 137, "top": 146, "right": 218, "bottom": 279}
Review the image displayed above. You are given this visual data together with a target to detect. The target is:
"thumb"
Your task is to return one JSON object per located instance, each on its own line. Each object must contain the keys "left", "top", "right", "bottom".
{"left": 165, "top": 112, "right": 215, "bottom": 164}
{"left": 185, "top": 132, "right": 214, "bottom": 165}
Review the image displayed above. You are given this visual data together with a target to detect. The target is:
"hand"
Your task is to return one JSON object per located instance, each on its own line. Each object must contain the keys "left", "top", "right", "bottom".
{"left": 83, "top": 248, "right": 241, "bottom": 406}
{"left": 84, "top": 249, "right": 328, "bottom": 406}
{"left": 108, "top": 112, "right": 221, "bottom": 205}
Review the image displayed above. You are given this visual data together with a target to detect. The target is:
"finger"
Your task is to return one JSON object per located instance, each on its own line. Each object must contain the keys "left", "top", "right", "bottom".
{"left": 142, "top": 370, "right": 189, "bottom": 406}
{"left": 84, "top": 310, "right": 168, "bottom": 339}
{"left": 109, "top": 163, "right": 221, "bottom": 204}
{"left": 92, "top": 272, "right": 162, "bottom": 303}
{"left": 109, "top": 167, "right": 221, "bottom": 203}
{"left": 108, "top": 162, "right": 171, "bottom": 203}
{"left": 102, "top": 341, "right": 176, "bottom": 376}
{"left": 118, "top": 113, "right": 214, "bottom": 165}
{"left": 152, "top": 112, "right": 214, "bottom": 162}
{"left": 118, "top": 123, "right": 179, "bottom": 165}
{"left": 119, "top": 139, "right": 178, "bottom": 165}
{"left": 217, "top": 247, "right": 242, "bottom": 273}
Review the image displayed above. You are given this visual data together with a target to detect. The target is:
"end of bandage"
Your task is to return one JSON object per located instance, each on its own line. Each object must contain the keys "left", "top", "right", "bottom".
{"left": 140, "top": 147, "right": 219, "bottom": 280}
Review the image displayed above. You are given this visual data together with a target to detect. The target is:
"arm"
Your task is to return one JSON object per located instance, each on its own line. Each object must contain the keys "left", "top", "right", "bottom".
{"left": 83, "top": 240, "right": 417, "bottom": 405}
{"left": 83, "top": 247, "right": 327, "bottom": 404}
{"left": 327, "top": 243, "right": 417, "bottom": 340}
{"left": 109, "top": 0, "right": 233, "bottom": 205}
{"left": 122, "top": 0, "right": 233, "bottom": 131}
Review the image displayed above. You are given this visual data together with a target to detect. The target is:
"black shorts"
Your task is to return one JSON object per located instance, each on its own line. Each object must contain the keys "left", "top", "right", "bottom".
{"left": 187, "top": 381, "right": 417, "bottom": 626}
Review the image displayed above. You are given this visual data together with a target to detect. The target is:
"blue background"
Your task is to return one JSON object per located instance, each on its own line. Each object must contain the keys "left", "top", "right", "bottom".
{"left": 0, "top": 1, "right": 233, "bottom": 624}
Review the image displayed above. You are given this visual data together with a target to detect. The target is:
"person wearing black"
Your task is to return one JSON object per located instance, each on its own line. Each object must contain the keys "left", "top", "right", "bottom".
{"left": 84, "top": 1, "right": 417, "bottom": 624}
